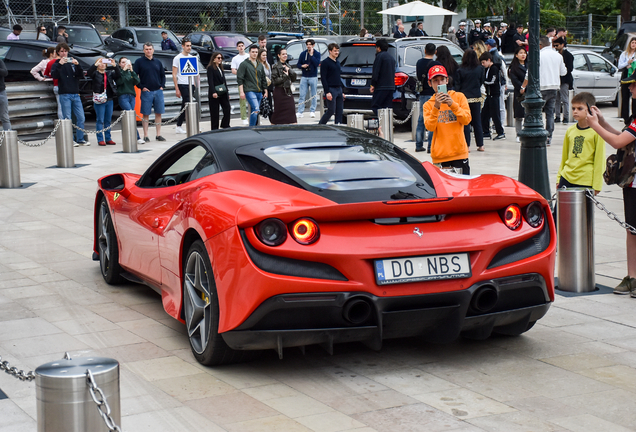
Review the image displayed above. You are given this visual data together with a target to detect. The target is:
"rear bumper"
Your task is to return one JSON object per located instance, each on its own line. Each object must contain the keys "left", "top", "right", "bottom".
{"left": 221, "top": 273, "right": 551, "bottom": 351}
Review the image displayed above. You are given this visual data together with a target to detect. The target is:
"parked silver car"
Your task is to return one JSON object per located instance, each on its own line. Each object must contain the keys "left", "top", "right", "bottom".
{"left": 570, "top": 49, "right": 620, "bottom": 104}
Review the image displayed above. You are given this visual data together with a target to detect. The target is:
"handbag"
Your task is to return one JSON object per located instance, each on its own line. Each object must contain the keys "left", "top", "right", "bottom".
{"left": 93, "top": 73, "right": 107, "bottom": 104}
{"left": 604, "top": 142, "right": 636, "bottom": 187}
{"left": 214, "top": 83, "right": 227, "bottom": 95}
{"left": 259, "top": 96, "right": 272, "bottom": 119}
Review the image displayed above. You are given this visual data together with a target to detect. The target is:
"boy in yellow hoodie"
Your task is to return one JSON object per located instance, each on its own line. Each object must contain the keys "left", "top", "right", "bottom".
{"left": 423, "top": 64, "right": 472, "bottom": 174}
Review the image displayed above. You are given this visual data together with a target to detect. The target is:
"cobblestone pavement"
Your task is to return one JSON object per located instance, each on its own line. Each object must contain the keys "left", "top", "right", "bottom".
{"left": 1, "top": 106, "right": 636, "bottom": 432}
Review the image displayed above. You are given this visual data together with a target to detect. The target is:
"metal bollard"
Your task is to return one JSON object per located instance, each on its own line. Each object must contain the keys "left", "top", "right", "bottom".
{"left": 378, "top": 108, "right": 393, "bottom": 143}
{"left": 557, "top": 188, "right": 595, "bottom": 293}
{"left": 318, "top": 93, "right": 324, "bottom": 118}
{"left": 121, "top": 110, "right": 138, "bottom": 153}
{"left": 185, "top": 102, "right": 200, "bottom": 137}
{"left": 35, "top": 355, "right": 120, "bottom": 432}
{"left": 506, "top": 92, "right": 514, "bottom": 127}
{"left": 0, "top": 131, "right": 21, "bottom": 188}
{"left": 347, "top": 114, "right": 364, "bottom": 130}
{"left": 568, "top": 89, "right": 574, "bottom": 122}
{"left": 411, "top": 100, "right": 420, "bottom": 142}
{"left": 55, "top": 119, "right": 74, "bottom": 168}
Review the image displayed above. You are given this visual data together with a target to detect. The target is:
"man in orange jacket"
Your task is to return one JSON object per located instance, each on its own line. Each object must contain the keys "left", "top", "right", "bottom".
{"left": 423, "top": 64, "right": 472, "bottom": 174}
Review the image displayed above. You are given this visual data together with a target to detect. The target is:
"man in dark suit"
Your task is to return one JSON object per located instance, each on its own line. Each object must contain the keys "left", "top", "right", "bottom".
{"left": 393, "top": 24, "right": 407, "bottom": 39}
{"left": 409, "top": 22, "right": 428, "bottom": 37}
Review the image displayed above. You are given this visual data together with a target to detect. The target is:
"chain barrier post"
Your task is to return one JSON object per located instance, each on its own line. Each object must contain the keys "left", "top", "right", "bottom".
{"left": 411, "top": 101, "right": 420, "bottom": 141}
{"left": 185, "top": 102, "right": 200, "bottom": 137}
{"left": 121, "top": 110, "right": 138, "bottom": 153}
{"left": 378, "top": 108, "right": 393, "bottom": 143}
{"left": 55, "top": 119, "right": 75, "bottom": 168}
{"left": 557, "top": 188, "right": 595, "bottom": 293}
{"left": 318, "top": 92, "right": 324, "bottom": 118}
{"left": 35, "top": 354, "right": 121, "bottom": 432}
{"left": 506, "top": 92, "right": 514, "bottom": 127}
{"left": 0, "top": 131, "right": 21, "bottom": 188}
{"left": 347, "top": 114, "right": 364, "bottom": 130}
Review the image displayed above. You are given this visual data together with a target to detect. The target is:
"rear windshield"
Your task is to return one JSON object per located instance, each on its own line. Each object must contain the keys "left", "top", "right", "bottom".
{"left": 137, "top": 29, "right": 179, "bottom": 46}
{"left": 263, "top": 141, "right": 422, "bottom": 191}
{"left": 339, "top": 45, "right": 396, "bottom": 67}
{"left": 66, "top": 27, "right": 103, "bottom": 47}
{"left": 213, "top": 35, "right": 251, "bottom": 49}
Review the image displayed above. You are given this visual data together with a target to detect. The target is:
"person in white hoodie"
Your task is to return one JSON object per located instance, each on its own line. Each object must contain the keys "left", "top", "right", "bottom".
{"left": 539, "top": 36, "right": 566, "bottom": 145}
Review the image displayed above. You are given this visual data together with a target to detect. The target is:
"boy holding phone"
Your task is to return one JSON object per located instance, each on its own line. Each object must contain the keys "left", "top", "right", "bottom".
{"left": 556, "top": 92, "right": 605, "bottom": 195}
{"left": 423, "top": 64, "right": 472, "bottom": 174}
{"left": 479, "top": 52, "right": 505, "bottom": 140}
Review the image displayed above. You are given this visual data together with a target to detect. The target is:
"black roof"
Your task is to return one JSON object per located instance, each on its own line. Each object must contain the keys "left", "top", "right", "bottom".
{"left": 0, "top": 39, "right": 101, "bottom": 55}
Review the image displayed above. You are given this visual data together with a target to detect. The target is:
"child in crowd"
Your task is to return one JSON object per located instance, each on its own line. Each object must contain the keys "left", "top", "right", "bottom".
{"left": 423, "top": 64, "right": 472, "bottom": 174}
{"left": 479, "top": 52, "right": 505, "bottom": 140}
{"left": 556, "top": 92, "right": 605, "bottom": 194}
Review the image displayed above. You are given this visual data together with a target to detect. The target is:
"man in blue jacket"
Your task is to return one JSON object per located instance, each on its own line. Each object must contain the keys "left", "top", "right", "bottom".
{"left": 161, "top": 31, "right": 178, "bottom": 51}
{"left": 296, "top": 39, "right": 321, "bottom": 118}
{"left": 370, "top": 39, "right": 396, "bottom": 115}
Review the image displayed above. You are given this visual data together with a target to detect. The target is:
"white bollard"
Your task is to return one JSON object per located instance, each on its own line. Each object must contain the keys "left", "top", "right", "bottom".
{"left": 0, "top": 130, "right": 21, "bottom": 188}
{"left": 378, "top": 108, "right": 393, "bottom": 143}
{"left": 121, "top": 110, "right": 138, "bottom": 153}
{"left": 55, "top": 119, "right": 74, "bottom": 168}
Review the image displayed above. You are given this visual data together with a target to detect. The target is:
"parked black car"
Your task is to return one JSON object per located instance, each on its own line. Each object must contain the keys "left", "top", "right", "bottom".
{"left": 339, "top": 37, "right": 464, "bottom": 120}
{"left": 41, "top": 22, "right": 108, "bottom": 54}
{"left": 604, "top": 21, "right": 636, "bottom": 65}
{"left": 248, "top": 32, "right": 304, "bottom": 65}
{"left": 185, "top": 31, "right": 251, "bottom": 69}
{"left": 104, "top": 26, "right": 181, "bottom": 53}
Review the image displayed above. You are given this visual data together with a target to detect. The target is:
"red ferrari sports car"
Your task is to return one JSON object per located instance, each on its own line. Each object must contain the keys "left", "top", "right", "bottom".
{"left": 93, "top": 125, "right": 556, "bottom": 366}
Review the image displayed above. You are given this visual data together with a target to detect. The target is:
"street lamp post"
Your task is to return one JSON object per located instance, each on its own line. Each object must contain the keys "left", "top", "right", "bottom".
{"left": 517, "top": 0, "right": 551, "bottom": 199}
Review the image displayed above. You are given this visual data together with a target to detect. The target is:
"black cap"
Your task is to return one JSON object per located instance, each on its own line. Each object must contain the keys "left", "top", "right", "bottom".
{"left": 621, "top": 71, "right": 636, "bottom": 85}
{"left": 161, "top": 30, "right": 167, "bottom": 34}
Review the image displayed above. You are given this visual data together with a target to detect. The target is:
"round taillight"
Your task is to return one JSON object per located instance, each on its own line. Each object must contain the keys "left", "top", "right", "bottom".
{"left": 503, "top": 204, "right": 522, "bottom": 230}
{"left": 290, "top": 218, "right": 320, "bottom": 245}
{"left": 255, "top": 218, "right": 287, "bottom": 246}
{"left": 524, "top": 201, "right": 544, "bottom": 228}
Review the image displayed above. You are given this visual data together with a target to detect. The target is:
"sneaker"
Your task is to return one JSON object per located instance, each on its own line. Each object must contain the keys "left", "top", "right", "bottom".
{"left": 483, "top": 134, "right": 492, "bottom": 140}
{"left": 415, "top": 147, "right": 425, "bottom": 152}
{"left": 175, "top": 126, "right": 187, "bottom": 134}
{"left": 562, "top": 118, "right": 569, "bottom": 124}
{"left": 76, "top": 140, "right": 88, "bottom": 146}
{"left": 137, "top": 139, "right": 146, "bottom": 145}
{"left": 493, "top": 134, "right": 506, "bottom": 141}
{"left": 310, "top": 112, "right": 315, "bottom": 118}
{"left": 516, "top": 136, "right": 520, "bottom": 143}
{"left": 73, "top": 141, "right": 80, "bottom": 147}
{"left": 296, "top": 112, "right": 304, "bottom": 118}
{"left": 98, "top": 141, "right": 106, "bottom": 146}
{"left": 106, "top": 140, "right": 116, "bottom": 145}
{"left": 546, "top": 137, "right": 551, "bottom": 146}
{"left": 614, "top": 276, "right": 636, "bottom": 295}
{"left": 144, "top": 137, "right": 150, "bottom": 143}
{"left": 156, "top": 136, "right": 166, "bottom": 142}
{"left": 242, "top": 119, "right": 249, "bottom": 125}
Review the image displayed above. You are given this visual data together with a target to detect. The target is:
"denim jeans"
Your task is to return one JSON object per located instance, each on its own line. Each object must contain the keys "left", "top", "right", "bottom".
{"left": 556, "top": 83, "right": 569, "bottom": 121}
{"left": 94, "top": 100, "right": 114, "bottom": 142}
{"left": 118, "top": 94, "right": 140, "bottom": 139}
{"left": 0, "top": 89, "right": 10, "bottom": 130}
{"left": 416, "top": 95, "right": 433, "bottom": 150}
{"left": 245, "top": 91, "right": 262, "bottom": 126}
{"left": 297, "top": 76, "right": 318, "bottom": 114}
{"left": 59, "top": 93, "right": 85, "bottom": 142}
{"left": 541, "top": 89, "right": 558, "bottom": 138}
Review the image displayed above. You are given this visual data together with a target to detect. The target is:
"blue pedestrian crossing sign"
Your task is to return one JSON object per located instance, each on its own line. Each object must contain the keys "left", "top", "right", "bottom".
{"left": 179, "top": 57, "right": 199, "bottom": 76}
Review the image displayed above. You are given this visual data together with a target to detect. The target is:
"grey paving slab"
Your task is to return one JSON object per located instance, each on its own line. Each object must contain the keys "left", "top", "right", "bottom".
{"left": 1, "top": 108, "right": 636, "bottom": 431}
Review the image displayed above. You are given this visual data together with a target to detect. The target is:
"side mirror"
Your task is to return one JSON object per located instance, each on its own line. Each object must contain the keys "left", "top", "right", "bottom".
{"left": 610, "top": 66, "right": 616, "bottom": 76}
{"left": 100, "top": 174, "right": 125, "bottom": 192}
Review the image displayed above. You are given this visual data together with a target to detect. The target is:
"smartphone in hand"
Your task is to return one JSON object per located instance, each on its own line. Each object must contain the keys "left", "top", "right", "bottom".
{"left": 586, "top": 102, "right": 593, "bottom": 115}
{"left": 437, "top": 84, "right": 447, "bottom": 94}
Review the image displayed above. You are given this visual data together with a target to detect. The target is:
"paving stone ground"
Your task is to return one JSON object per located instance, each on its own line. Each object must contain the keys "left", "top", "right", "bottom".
{"left": 1, "top": 106, "right": 635, "bottom": 432}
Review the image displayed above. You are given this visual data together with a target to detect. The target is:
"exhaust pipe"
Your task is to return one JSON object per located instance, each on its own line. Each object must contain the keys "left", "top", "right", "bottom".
{"left": 470, "top": 285, "right": 498, "bottom": 313}
{"left": 343, "top": 299, "right": 372, "bottom": 324}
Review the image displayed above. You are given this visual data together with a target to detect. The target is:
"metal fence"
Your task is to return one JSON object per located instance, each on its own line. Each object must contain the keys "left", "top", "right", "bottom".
{"left": 1, "top": 0, "right": 392, "bottom": 37}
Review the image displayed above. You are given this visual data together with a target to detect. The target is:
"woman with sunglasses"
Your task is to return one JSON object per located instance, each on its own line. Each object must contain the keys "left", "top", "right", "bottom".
{"left": 207, "top": 52, "right": 230, "bottom": 129}
{"left": 36, "top": 26, "right": 49, "bottom": 41}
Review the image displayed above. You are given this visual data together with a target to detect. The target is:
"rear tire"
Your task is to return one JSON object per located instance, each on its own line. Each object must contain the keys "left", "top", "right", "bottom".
{"left": 183, "top": 240, "right": 254, "bottom": 366}
{"left": 97, "top": 197, "right": 124, "bottom": 284}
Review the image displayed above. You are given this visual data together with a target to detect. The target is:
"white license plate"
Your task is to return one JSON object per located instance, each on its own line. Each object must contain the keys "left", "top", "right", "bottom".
{"left": 375, "top": 253, "right": 471, "bottom": 285}
{"left": 351, "top": 79, "right": 367, "bottom": 86}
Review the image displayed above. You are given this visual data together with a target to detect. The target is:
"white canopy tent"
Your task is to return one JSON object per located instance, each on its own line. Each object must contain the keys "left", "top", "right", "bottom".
{"left": 378, "top": 1, "right": 457, "bottom": 17}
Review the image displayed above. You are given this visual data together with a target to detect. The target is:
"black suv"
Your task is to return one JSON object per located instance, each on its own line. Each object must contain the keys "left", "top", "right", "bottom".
{"left": 42, "top": 22, "right": 108, "bottom": 54}
{"left": 104, "top": 27, "right": 181, "bottom": 53}
{"left": 339, "top": 37, "right": 464, "bottom": 120}
{"left": 604, "top": 21, "right": 636, "bottom": 65}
